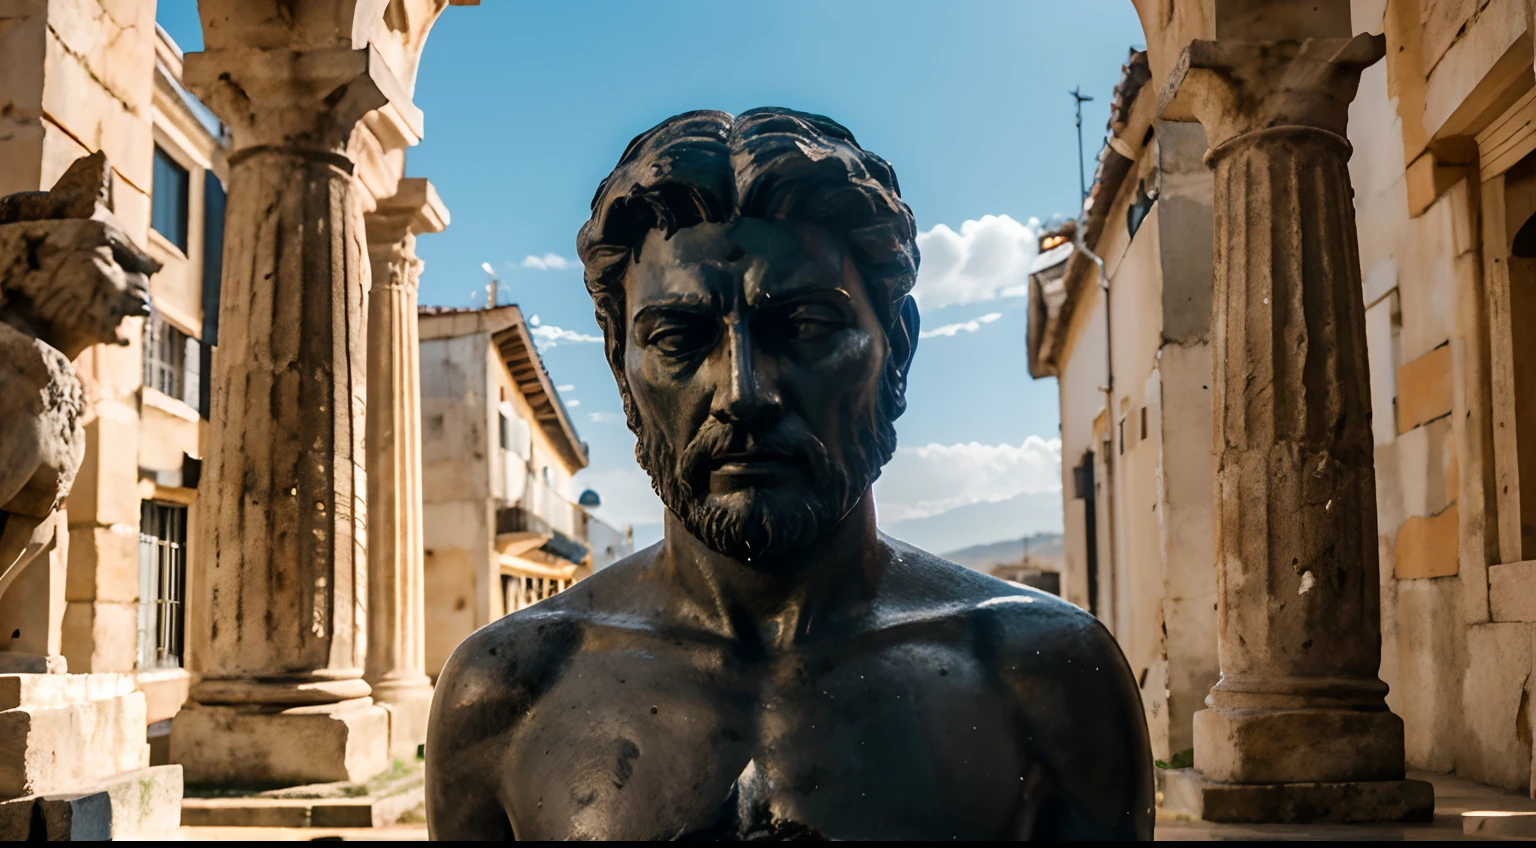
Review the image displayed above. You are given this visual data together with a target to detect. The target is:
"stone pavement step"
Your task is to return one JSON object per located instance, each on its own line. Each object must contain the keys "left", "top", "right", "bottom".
{"left": 181, "top": 788, "right": 424, "bottom": 829}
{"left": 181, "top": 758, "right": 425, "bottom": 828}
{"left": 1462, "top": 811, "right": 1536, "bottom": 837}
{"left": 168, "top": 824, "right": 428, "bottom": 841}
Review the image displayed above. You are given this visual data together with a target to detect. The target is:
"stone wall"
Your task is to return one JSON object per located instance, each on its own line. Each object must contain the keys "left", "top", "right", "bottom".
{"left": 1348, "top": 0, "right": 1536, "bottom": 794}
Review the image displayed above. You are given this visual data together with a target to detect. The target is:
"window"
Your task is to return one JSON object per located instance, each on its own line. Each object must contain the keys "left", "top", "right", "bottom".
{"left": 151, "top": 147, "right": 190, "bottom": 253}
{"left": 499, "top": 411, "right": 511, "bottom": 451}
{"left": 143, "top": 312, "right": 200, "bottom": 409}
{"left": 138, "top": 501, "right": 187, "bottom": 670}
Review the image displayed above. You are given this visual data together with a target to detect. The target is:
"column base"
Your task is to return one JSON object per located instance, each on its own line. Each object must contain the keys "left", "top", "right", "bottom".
{"left": 1161, "top": 769, "right": 1434, "bottom": 823}
{"left": 370, "top": 680, "right": 433, "bottom": 761}
{"left": 170, "top": 697, "right": 390, "bottom": 786}
{"left": 1194, "top": 706, "right": 1406, "bottom": 783}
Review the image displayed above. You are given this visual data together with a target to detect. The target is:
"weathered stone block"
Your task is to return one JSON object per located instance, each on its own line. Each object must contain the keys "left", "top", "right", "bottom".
{"left": 0, "top": 680, "right": 149, "bottom": 799}
{"left": 60, "top": 599, "right": 138, "bottom": 673}
{"left": 35, "top": 790, "right": 112, "bottom": 840}
{"left": 1396, "top": 201, "right": 1456, "bottom": 360}
{"left": 1394, "top": 504, "right": 1459, "bottom": 579}
{"left": 170, "top": 699, "right": 390, "bottom": 786}
{"left": 1193, "top": 707, "right": 1405, "bottom": 784}
{"left": 63, "top": 524, "right": 138, "bottom": 603}
{"left": 63, "top": 411, "right": 141, "bottom": 527}
{"left": 1396, "top": 415, "right": 1453, "bottom": 518}
{"left": 0, "top": 765, "right": 181, "bottom": 839}
{"left": 1391, "top": 577, "right": 1464, "bottom": 772}
{"left": 1161, "top": 768, "right": 1434, "bottom": 823}
{"left": 1460, "top": 623, "right": 1533, "bottom": 791}
{"left": 1396, "top": 344, "right": 1452, "bottom": 434}
{"left": 136, "top": 668, "right": 190, "bottom": 725}
{"left": 1490, "top": 562, "right": 1536, "bottom": 622}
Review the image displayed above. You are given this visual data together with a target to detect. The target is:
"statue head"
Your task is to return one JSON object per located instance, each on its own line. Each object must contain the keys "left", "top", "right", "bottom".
{"left": 577, "top": 108, "right": 921, "bottom": 561}
{"left": 0, "top": 152, "right": 157, "bottom": 360}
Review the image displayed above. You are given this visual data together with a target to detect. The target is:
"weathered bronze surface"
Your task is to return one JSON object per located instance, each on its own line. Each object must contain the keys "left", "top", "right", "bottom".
{"left": 425, "top": 108, "right": 1153, "bottom": 840}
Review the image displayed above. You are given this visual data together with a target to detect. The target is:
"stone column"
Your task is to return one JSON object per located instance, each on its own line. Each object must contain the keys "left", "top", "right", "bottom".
{"left": 364, "top": 177, "right": 446, "bottom": 761}
{"left": 1158, "top": 34, "right": 1433, "bottom": 821}
{"left": 167, "top": 46, "right": 403, "bottom": 786}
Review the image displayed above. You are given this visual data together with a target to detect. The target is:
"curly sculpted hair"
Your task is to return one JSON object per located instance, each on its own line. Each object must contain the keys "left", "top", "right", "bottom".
{"left": 575, "top": 107, "right": 921, "bottom": 429}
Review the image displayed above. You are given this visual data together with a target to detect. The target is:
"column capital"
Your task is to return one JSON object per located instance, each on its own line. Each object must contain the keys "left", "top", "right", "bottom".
{"left": 366, "top": 177, "right": 449, "bottom": 245}
{"left": 1158, "top": 33, "right": 1384, "bottom": 158}
{"left": 184, "top": 44, "right": 420, "bottom": 155}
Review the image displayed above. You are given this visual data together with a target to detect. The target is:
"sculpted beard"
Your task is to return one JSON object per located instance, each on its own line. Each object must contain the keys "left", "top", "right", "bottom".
{"left": 632, "top": 366, "right": 902, "bottom": 561}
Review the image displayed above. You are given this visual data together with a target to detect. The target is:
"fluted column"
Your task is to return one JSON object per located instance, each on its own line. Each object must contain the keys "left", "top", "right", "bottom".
{"left": 168, "top": 45, "right": 404, "bottom": 786}
{"left": 364, "top": 178, "right": 446, "bottom": 760}
{"left": 1159, "top": 34, "right": 1433, "bottom": 821}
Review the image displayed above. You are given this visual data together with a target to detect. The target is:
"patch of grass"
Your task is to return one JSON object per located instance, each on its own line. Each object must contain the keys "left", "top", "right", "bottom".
{"left": 1154, "top": 748, "right": 1194, "bottom": 770}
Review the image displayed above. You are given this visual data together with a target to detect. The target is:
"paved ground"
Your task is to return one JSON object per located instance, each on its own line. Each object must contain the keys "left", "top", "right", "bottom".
{"left": 1159, "top": 770, "right": 1536, "bottom": 841}
{"left": 155, "top": 770, "right": 1536, "bottom": 841}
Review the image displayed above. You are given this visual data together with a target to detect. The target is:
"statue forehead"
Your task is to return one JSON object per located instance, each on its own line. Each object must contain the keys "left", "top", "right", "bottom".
{"left": 626, "top": 219, "right": 851, "bottom": 309}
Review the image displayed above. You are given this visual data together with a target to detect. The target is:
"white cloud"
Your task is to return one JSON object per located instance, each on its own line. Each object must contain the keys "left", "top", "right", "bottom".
{"left": 572, "top": 466, "right": 664, "bottom": 530}
{"left": 873, "top": 435, "right": 1061, "bottom": 523}
{"left": 566, "top": 399, "right": 582, "bottom": 407}
{"left": 520, "top": 253, "right": 574, "bottom": 271}
{"left": 557, "top": 384, "right": 576, "bottom": 392}
{"left": 528, "top": 323, "right": 603, "bottom": 351}
{"left": 913, "top": 214, "right": 1037, "bottom": 310}
{"left": 919, "top": 311, "right": 1002, "bottom": 339}
{"left": 588, "top": 411, "right": 622, "bottom": 424}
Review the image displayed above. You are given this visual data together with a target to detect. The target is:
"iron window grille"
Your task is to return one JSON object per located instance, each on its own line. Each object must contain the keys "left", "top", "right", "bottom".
{"left": 138, "top": 501, "right": 187, "bottom": 670}
{"left": 143, "top": 312, "right": 200, "bottom": 409}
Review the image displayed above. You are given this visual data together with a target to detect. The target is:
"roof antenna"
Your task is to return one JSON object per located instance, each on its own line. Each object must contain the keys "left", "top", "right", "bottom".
{"left": 480, "top": 262, "right": 499, "bottom": 307}
{"left": 1070, "top": 86, "right": 1095, "bottom": 205}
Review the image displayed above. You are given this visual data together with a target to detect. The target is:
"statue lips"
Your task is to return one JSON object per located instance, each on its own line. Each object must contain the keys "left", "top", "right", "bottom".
{"left": 707, "top": 449, "right": 804, "bottom": 491}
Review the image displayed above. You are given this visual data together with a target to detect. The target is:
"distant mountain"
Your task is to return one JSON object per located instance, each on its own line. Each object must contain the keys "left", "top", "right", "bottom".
{"left": 616, "top": 490, "right": 1066, "bottom": 563}
{"left": 942, "top": 533, "right": 1064, "bottom": 573}
{"left": 879, "top": 490, "right": 1064, "bottom": 555}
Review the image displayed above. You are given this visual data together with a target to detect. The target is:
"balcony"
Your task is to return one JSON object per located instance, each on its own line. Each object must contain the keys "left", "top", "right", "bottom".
{"left": 495, "top": 479, "right": 588, "bottom": 566}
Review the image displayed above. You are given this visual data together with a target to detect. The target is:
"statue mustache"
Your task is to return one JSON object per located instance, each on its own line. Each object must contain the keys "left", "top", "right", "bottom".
{"left": 676, "top": 417, "right": 833, "bottom": 494}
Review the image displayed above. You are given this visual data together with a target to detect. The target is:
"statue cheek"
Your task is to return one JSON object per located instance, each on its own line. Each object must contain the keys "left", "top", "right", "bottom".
{"left": 820, "top": 331, "right": 882, "bottom": 384}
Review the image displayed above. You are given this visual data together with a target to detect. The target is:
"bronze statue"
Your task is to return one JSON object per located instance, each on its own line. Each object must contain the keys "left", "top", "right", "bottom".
{"left": 425, "top": 109, "right": 1153, "bottom": 840}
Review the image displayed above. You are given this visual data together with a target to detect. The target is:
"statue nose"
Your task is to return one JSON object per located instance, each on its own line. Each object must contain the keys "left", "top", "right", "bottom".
{"left": 713, "top": 323, "right": 781, "bottom": 424}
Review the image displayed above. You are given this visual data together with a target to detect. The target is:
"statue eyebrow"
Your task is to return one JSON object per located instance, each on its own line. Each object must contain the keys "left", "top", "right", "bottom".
{"left": 632, "top": 295, "right": 721, "bottom": 326}
{"left": 746, "top": 283, "right": 852, "bottom": 310}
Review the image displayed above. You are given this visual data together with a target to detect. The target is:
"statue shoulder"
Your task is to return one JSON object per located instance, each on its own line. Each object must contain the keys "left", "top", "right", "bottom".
{"left": 962, "top": 586, "right": 1154, "bottom": 840}
{"left": 425, "top": 606, "right": 583, "bottom": 839}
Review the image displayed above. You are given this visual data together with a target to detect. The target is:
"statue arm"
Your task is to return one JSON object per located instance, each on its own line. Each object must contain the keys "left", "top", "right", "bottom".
{"left": 993, "top": 603, "right": 1156, "bottom": 840}
{"left": 424, "top": 630, "right": 519, "bottom": 840}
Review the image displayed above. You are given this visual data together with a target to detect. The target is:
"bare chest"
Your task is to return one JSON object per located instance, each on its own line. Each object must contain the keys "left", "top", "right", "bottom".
{"left": 498, "top": 641, "right": 1033, "bottom": 840}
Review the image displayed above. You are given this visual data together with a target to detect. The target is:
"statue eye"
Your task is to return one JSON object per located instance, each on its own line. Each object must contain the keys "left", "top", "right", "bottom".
{"left": 649, "top": 323, "right": 715, "bottom": 356}
{"left": 786, "top": 306, "right": 842, "bottom": 340}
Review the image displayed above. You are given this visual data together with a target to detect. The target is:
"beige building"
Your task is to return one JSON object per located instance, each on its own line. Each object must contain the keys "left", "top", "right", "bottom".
{"left": 1027, "top": 49, "right": 1219, "bottom": 768}
{"left": 1033, "top": 0, "right": 1536, "bottom": 803}
{"left": 419, "top": 305, "right": 631, "bottom": 678}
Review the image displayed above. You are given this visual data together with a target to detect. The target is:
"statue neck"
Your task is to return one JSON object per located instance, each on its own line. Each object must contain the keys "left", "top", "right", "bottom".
{"left": 661, "top": 491, "right": 882, "bottom": 650}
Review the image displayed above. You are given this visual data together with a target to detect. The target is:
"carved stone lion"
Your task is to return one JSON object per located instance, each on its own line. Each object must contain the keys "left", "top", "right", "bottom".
{"left": 0, "top": 152, "right": 158, "bottom": 606}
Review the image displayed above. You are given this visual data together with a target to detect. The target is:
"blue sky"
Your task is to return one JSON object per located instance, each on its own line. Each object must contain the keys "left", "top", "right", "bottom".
{"left": 156, "top": 1, "right": 1146, "bottom": 550}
